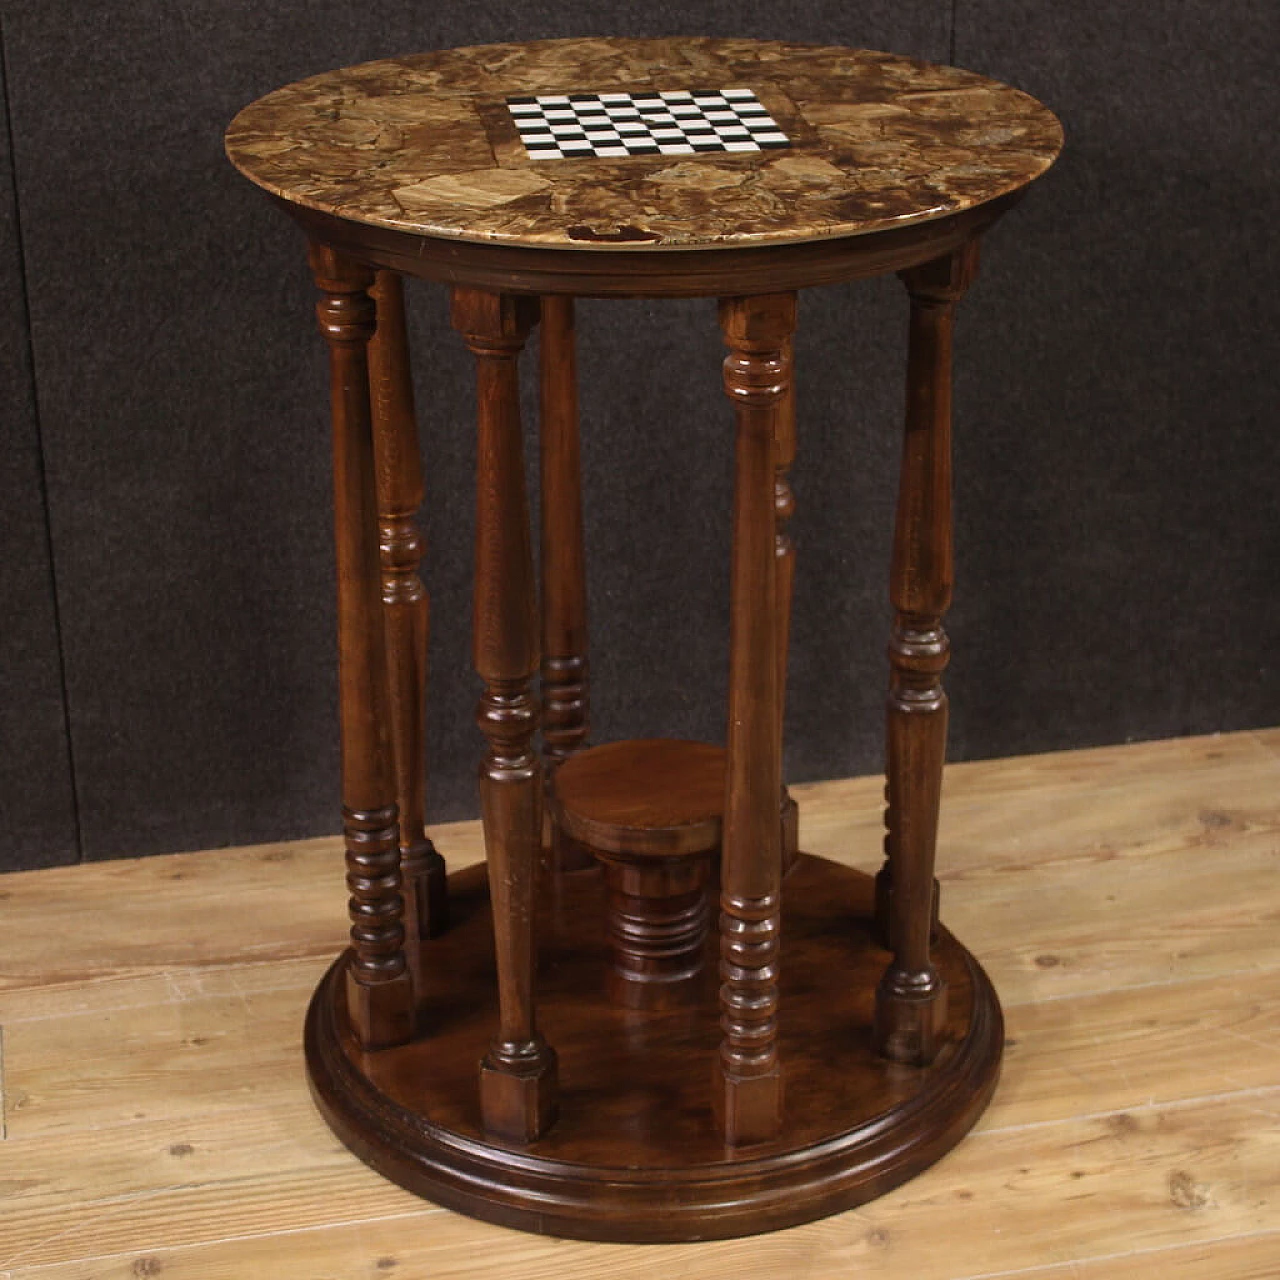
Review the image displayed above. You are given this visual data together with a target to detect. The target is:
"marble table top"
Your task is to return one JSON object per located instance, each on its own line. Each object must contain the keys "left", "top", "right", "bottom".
{"left": 225, "top": 37, "right": 1062, "bottom": 252}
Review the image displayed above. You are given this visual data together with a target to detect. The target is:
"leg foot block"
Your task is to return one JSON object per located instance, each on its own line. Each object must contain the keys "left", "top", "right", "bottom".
{"left": 874, "top": 976, "right": 948, "bottom": 1066}
{"left": 345, "top": 966, "right": 415, "bottom": 1050}
{"left": 403, "top": 841, "right": 449, "bottom": 941}
{"left": 480, "top": 1043, "right": 559, "bottom": 1143}
{"left": 713, "top": 1064, "right": 783, "bottom": 1147}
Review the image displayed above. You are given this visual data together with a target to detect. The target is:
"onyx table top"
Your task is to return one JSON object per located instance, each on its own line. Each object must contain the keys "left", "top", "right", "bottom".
{"left": 225, "top": 37, "right": 1062, "bottom": 253}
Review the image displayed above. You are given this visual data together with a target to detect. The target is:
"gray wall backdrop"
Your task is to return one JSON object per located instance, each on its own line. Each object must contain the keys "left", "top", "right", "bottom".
{"left": 1, "top": 3, "right": 1277, "bottom": 872}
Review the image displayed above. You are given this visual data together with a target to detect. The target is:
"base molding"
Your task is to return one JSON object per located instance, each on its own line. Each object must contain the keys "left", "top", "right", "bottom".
{"left": 306, "top": 854, "right": 1002, "bottom": 1243}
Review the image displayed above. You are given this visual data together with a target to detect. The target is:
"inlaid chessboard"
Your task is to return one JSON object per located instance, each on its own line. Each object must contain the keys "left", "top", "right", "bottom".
{"left": 506, "top": 88, "right": 791, "bottom": 158}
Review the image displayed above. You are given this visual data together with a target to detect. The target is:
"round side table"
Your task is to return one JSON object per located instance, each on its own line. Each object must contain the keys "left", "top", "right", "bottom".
{"left": 226, "top": 37, "right": 1062, "bottom": 1243}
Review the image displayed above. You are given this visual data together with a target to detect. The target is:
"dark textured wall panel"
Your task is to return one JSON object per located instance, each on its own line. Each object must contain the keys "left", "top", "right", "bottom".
{"left": 0, "top": 46, "right": 78, "bottom": 871}
{"left": 948, "top": 1, "right": 1280, "bottom": 760}
{"left": 4, "top": 4, "right": 948, "bottom": 863}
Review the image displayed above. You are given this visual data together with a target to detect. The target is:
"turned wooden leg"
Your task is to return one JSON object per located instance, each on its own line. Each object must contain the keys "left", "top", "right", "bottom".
{"left": 311, "top": 243, "right": 413, "bottom": 1051}
{"left": 539, "top": 295, "right": 590, "bottom": 768}
{"left": 452, "top": 287, "right": 558, "bottom": 1143}
{"left": 714, "top": 292, "right": 795, "bottom": 1146}
{"left": 874, "top": 240, "right": 979, "bottom": 1066}
{"left": 775, "top": 333, "right": 800, "bottom": 873}
{"left": 538, "top": 296, "right": 593, "bottom": 873}
{"left": 368, "top": 271, "right": 448, "bottom": 987}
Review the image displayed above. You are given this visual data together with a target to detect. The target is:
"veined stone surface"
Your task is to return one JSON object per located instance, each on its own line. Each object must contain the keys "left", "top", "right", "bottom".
{"left": 225, "top": 37, "right": 1062, "bottom": 250}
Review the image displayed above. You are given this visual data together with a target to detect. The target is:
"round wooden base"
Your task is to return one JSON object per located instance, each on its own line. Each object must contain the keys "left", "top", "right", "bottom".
{"left": 305, "top": 853, "right": 1003, "bottom": 1242}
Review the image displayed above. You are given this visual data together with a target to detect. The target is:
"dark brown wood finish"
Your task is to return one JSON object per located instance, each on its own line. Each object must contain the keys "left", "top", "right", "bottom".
{"left": 306, "top": 854, "right": 1003, "bottom": 1241}
{"left": 554, "top": 738, "right": 725, "bottom": 858}
{"left": 714, "top": 293, "right": 796, "bottom": 1146}
{"left": 309, "top": 244, "right": 413, "bottom": 1051}
{"left": 553, "top": 738, "right": 725, "bottom": 1009}
{"left": 596, "top": 846, "right": 712, "bottom": 1009}
{"left": 537, "top": 295, "right": 593, "bottom": 874}
{"left": 451, "top": 287, "right": 559, "bottom": 1142}
{"left": 873, "top": 242, "right": 980, "bottom": 1067}
{"left": 294, "top": 219, "right": 1022, "bottom": 1231}
{"left": 228, "top": 33, "right": 1067, "bottom": 1242}
{"left": 277, "top": 195, "right": 1021, "bottom": 302}
{"left": 367, "top": 271, "right": 448, "bottom": 978}
{"left": 238, "top": 37, "right": 1061, "bottom": 1236}
{"left": 775, "top": 332, "right": 800, "bottom": 874}
{"left": 538, "top": 295, "right": 590, "bottom": 773}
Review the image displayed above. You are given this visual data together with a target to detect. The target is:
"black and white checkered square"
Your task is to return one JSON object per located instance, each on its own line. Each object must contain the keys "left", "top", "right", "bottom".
{"left": 506, "top": 88, "right": 790, "bottom": 159}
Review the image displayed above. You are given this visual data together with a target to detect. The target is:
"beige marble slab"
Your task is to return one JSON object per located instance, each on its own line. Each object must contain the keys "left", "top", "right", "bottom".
{"left": 225, "top": 37, "right": 1062, "bottom": 251}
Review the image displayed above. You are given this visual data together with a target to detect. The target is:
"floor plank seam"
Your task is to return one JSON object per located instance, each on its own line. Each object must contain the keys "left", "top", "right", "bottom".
{"left": 977, "top": 1082, "right": 1280, "bottom": 1137}
{"left": 0, "top": 1023, "right": 6, "bottom": 1140}
{"left": 3, "top": 1208, "right": 443, "bottom": 1273}
{"left": 0, "top": 1189, "right": 441, "bottom": 1271}
{"left": 994, "top": 964, "right": 1280, "bottom": 1009}
{"left": 0, "top": 963, "right": 337, "bottom": 1017}
{"left": 949, "top": 1227, "right": 1280, "bottom": 1280}
{"left": 0, "top": 1103, "right": 324, "bottom": 1146}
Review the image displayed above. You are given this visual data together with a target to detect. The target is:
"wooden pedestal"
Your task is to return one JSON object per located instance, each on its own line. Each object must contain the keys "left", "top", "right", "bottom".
{"left": 305, "top": 853, "right": 1002, "bottom": 1243}
{"left": 552, "top": 739, "right": 721, "bottom": 1009}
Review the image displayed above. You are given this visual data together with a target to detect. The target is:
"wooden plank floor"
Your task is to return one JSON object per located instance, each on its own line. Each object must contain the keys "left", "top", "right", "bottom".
{"left": 3, "top": 729, "right": 1279, "bottom": 1278}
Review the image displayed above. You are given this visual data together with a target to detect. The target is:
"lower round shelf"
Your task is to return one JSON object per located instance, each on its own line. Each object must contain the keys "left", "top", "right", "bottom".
{"left": 305, "top": 853, "right": 1002, "bottom": 1242}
